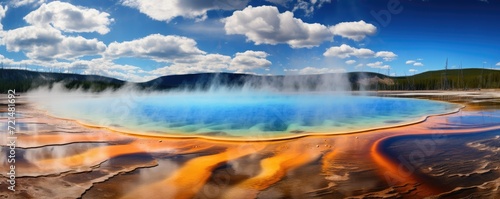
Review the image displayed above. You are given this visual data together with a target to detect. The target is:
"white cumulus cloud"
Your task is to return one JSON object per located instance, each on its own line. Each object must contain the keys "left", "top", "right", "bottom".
{"left": 230, "top": 50, "right": 272, "bottom": 72}
{"left": 405, "top": 60, "right": 416, "bottom": 64}
{"left": 296, "top": 66, "right": 345, "bottom": 75}
{"left": 406, "top": 60, "right": 423, "bottom": 66}
{"left": 9, "top": 0, "right": 46, "bottom": 8}
{"left": 0, "top": 55, "right": 150, "bottom": 81}
{"left": 2, "top": 26, "right": 106, "bottom": 60}
{"left": 121, "top": 0, "right": 250, "bottom": 22}
{"left": 105, "top": 34, "right": 206, "bottom": 62}
{"left": 495, "top": 62, "right": 500, "bottom": 66}
{"left": 366, "top": 61, "right": 390, "bottom": 69}
{"left": 330, "top": 20, "right": 377, "bottom": 41}
{"left": 345, "top": 60, "right": 356, "bottom": 65}
{"left": 0, "top": 5, "right": 7, "bottom": 30}
{"left": 223, "top": 5, "right": 333, "bottom": 48}
{"left": 375, "top": 51, "right": 397, "bottom": 61}
{"left": 323, "top": 44, "right": 374, "bottom": 58}
{"left": 150, "top": 50, "right": 272, "bottom": 76}
{"left": 24, "top": 1, "right": 113, "bottom": 34}
{"left": 322, "top": 45, "right": 397, "bottom": 61}
{"left": 150, "top": 54, "right": 232, "bottom": 75}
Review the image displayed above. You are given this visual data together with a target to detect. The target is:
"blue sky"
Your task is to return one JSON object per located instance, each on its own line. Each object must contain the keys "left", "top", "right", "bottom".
{"left": 0, "top": 0, "right": 499, "bottom": 81}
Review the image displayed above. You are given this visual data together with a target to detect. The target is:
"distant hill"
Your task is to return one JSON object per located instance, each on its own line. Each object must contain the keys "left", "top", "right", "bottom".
{"left": 0, "top": 69, "right": 125, "bottom": 93}
{"left": 1, "top": 68, "right": 499, "bottom": 93}
{"left": 390, "top": 68, "right": 500, "bottom": 90}
{"left": 137, "top": 72, "right": 390, "bottom": 91}
{"left": 132, "top": 69, "right": 500, "bottom": 91}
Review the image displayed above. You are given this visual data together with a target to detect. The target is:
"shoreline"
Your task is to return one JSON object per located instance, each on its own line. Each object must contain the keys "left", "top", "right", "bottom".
{"left": 29, "top": 94, "right": 465, "bottom": 142}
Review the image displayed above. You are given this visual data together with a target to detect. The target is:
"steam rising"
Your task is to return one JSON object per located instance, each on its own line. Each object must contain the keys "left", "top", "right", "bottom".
{"left": 25, "top": 74, "right": 460, "bottom": 140}
{"left": 137, "top": 73, "right": 354, "bottom": 92}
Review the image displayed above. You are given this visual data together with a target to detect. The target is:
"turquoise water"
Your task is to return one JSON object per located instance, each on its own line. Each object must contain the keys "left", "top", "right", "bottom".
{"left": 41, "top": 92, "right": 460, "bottom": 139}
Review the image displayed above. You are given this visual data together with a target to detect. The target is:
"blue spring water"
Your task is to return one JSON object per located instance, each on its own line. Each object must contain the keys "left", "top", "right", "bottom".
{"left": 43, "top": 92, "right": 461, "bottom": 139}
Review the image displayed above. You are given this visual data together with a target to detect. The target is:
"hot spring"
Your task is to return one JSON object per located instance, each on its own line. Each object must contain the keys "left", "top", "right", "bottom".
{"left": 33, "top": 90, "right": 461, "bottom": 140}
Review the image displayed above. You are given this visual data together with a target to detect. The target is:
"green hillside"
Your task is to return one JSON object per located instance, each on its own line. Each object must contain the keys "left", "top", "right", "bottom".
{"left": 389, "top": 68, "right": 500, "bottom": 90}
{"left": 1, "top": 68, "right": 499, "bottom": 93}
{"left": 0, "top": 69, "right": 125, "bottom": 93}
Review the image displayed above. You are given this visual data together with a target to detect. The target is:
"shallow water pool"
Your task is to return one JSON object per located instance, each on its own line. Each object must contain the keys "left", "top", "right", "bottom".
{"left": 39, "top": 92, "right": 461, "bottom": 139}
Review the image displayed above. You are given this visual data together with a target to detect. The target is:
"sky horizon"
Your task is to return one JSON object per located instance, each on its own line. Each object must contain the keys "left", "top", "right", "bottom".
{"left": 0, "top": 0, "right": 499, "bottom": 82}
